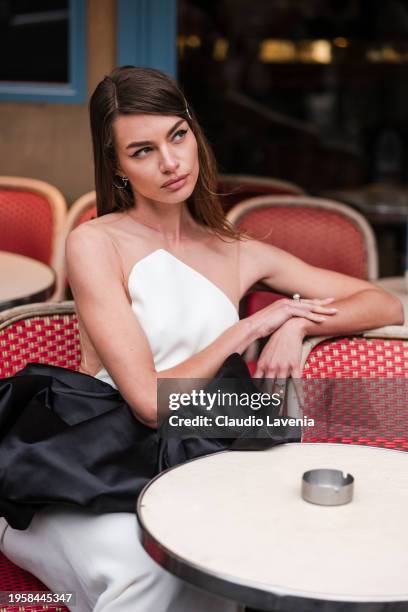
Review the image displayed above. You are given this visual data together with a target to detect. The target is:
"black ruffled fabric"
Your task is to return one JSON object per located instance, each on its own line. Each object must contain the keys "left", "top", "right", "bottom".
{"left": 0, "top": 354, "right": 298, "bottom": 530}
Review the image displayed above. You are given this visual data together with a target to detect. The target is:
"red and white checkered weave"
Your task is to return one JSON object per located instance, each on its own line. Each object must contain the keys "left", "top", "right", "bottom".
{"left": 303, "top": 337, "right": 408, "bottom": 379}
{"left": 301, "top": 337, "right": 408, "bottom": 451}
{"left": 0, "top": 553, "right": 68, "bottom": 612}
{"left": 0, "top": 313, "right": 79, "bottom": 610}
{"left": 0, "top": 314, "right": 80, "bottom": 378}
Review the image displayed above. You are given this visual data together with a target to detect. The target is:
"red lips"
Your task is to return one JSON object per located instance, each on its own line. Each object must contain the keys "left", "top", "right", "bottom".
{"left": 161, "top": 174, "right": 189, "bottom": 188}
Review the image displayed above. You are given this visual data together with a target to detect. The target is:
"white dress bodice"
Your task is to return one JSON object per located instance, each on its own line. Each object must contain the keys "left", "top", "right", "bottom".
{"left": 94, "top": 249, "right": 239, "bottom": 388}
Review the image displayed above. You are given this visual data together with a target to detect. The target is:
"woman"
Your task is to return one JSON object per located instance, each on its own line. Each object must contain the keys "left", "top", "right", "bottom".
{"left": 0, "top": 66, "right": 403, "bottom": 612}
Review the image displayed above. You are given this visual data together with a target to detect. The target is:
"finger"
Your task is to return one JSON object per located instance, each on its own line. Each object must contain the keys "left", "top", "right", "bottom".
{"left": 262, "top": 376, "right": 276, "bottom": 395}
{"left": 270, "top": 380, "right": 286, "bottom": 406}
{"left": 288, "top": 307, "right": 328, "bottom": 321}
{"left": 257, "top": 344, "right": 273, "bottom": 361}
{"left": 273, "top": 367, "right": 288, "bottom": 393}
{"left": 293, "top": 304, "right": 338, "bottom": 314}
{"left": 287, "top": 303, "right": 318, "bottom": 315}
{"left": 264, "top": 365, "right": 277, "bottom": 381}
{"left": 300, "top": 297, "right": 335, "bottom": 305}
{"left": 310, "top": 306, "right": 338, "bottom": 314}
{"left": 303, "top": 313, "right": 328, "bottom": 322}
{"left": 276, "top": 365, "right": 289, "bottom": 380}
{"left": 287, "top": 303, "right": 337, "bottom": 315}
{"left": 262, "top": 364, "right": 277, "bottom": 388}
{"left": 272, "top": 375, "right": 286, "bottom": 390}
{"left": 272, "top": 376, "right": 287, "bottom": 415}
{"left": 291, "top": 365, "right": 302, "bottom": 379}
{"left": 253, "top": 366, "right": 264, "bottom": 378}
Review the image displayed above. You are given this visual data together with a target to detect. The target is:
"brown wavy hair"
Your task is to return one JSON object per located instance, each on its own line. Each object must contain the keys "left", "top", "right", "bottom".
{"left": 89, "top": 65, "right": 240, "bottom": 240}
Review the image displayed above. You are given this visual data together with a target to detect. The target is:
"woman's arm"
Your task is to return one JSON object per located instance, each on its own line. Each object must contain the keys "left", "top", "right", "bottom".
{"left": 240, "top": 239, "right": 404, "bottom": 379}
{"left": 240, "top": 239, "right": 404, "bottom": 333}
{"left": 66, "top": 226, "right": 335, "bottom": 426}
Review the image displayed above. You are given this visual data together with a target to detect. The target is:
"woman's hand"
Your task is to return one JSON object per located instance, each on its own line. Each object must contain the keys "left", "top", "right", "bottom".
{"left": 247, "top": 297, "right": 338, "bottom": 340}
{"left": 254, "top": 317, "right": 308, "bottom": 379}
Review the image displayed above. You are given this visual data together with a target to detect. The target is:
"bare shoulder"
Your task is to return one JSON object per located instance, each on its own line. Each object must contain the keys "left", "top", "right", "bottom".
{"left": 65, "top": 218, "right": 123, "bottom": 288}
{"left": 66, "top": 220, "right": 111, "bottom": 261}
{"left": 239, "top": 236, "right": 280, "bottom": 268}
{"left": 65, "top": 211, "right": 126, "bottom": 255}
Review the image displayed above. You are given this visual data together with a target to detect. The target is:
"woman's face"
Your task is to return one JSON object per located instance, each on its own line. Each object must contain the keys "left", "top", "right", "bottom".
{"left": 112, "top": 113, "right": 199, "bottom": 206}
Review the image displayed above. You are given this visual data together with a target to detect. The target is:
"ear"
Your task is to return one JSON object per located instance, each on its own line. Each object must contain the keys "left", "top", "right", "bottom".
{"left": 114, "top": 168, "right": 128, "bottom": 180}
{"left": 114, "top": 166, "right": 125, "bottom": 177}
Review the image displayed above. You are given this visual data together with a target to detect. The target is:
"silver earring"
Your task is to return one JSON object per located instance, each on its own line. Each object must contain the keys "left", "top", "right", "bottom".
{"left": 113, "top": 174, "right": 129, "bottom": 189}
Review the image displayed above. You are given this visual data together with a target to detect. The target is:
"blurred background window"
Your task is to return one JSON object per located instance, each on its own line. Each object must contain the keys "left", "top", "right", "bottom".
{"left": 178, "top": 0, "right": 408, "bottom": 275}
{"left": 0, "top": 0, "right": 69, "bottom": 83}
{"left": 0, "top": 0, "right": 85, "bottom": 103}
{"left": 178, "top": 0, "right": 408, "bottom": 190}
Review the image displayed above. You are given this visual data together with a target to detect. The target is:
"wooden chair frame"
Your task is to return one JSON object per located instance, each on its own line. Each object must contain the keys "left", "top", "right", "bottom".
{"left": 0, "top": 300, "right": 76, "bottom": 327}
{"left": 65, "top": 190, "right": 97, "bottom": 235}
{"left": 53, "top": 191, "right": 97, "bottom": 300}
{"left": 227, "top": 195, "right": 379, "bottom": 281}
{"left": 218, "top": 173, "right": 306, "bottom": 196}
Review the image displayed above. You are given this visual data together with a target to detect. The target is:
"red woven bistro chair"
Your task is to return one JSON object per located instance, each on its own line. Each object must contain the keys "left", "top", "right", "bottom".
{"left": 300, "top": 327, "right": 408, "bottom": 451}
{"left": 65, "top": 191, "right": 97, "bottom": 233}
{"left": 0, "top": 177, "right": 67, "bottom": 302}
{"left": 0, "top": 301, "right": 79, "bottom": 612}
{"left": 227, "top": 195, "right": 379, "bottom": 318}
{"left": 218, "top": 173, "right": 305, "bottom": 214}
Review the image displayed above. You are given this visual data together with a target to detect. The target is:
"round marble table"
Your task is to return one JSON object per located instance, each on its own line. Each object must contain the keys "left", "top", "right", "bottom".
{"left": 0, "top": 251, "right": 55, "bottom": 310}
{"left": 137, "top": 443, "right": 408, "bottom": 611}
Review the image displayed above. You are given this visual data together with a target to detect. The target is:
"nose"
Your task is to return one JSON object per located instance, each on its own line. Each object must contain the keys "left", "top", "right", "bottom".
{"left": 159, "top": 145, "right": 180, "bottom": 174}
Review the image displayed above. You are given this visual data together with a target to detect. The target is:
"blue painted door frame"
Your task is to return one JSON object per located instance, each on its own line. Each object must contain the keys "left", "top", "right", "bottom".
{"left": 0, "top": 0, "right": 177, "bottom": 102}
{"left": 117, "top": 0, "right": 177, "bottom": 78}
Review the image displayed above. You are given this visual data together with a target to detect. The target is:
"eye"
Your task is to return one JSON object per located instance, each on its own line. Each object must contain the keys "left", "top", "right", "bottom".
{"left": 131, "top": 146, "right": 152, "bottom": 158}
{"left": 173, "top": 129, "right": 188, "bottom": 141}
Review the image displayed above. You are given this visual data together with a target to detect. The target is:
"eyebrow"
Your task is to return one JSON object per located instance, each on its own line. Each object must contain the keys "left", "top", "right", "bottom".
{"left": 125, "top": 119, "right": 186, "bottom": 150}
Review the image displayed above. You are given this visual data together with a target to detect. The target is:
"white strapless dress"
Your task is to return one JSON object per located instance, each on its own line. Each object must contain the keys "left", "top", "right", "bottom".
{"left": 95, "top": 249, "right": 239, "bottom": 386}
{"left": 0, "top": 249, "right": 241, "bottom": 612}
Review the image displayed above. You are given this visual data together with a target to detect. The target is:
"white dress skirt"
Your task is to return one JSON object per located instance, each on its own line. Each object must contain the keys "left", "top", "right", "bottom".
{"left": 0, "top": 250, "right": 243, "bottom": 611}
{"left": 0, "top": 511, "right": 240, "bottom": 611}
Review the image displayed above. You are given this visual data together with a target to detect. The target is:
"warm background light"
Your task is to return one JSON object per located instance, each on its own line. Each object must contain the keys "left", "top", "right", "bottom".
{"left": 260, "top": 39, "right": 331, "bottom": 64}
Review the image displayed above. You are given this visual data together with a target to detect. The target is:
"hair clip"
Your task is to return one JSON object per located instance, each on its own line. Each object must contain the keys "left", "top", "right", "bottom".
{"left": 185, "top": 105, "right": 193, "bottom": 121}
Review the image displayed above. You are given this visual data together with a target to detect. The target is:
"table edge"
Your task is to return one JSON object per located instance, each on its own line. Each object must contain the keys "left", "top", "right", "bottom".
{"left": 137, "top": 443, "right": 408, "bottom": 610}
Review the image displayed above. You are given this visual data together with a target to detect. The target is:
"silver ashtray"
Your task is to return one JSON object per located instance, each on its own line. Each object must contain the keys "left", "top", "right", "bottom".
{"left": 301, "top": 469, "right": 354, "bottom": 506}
